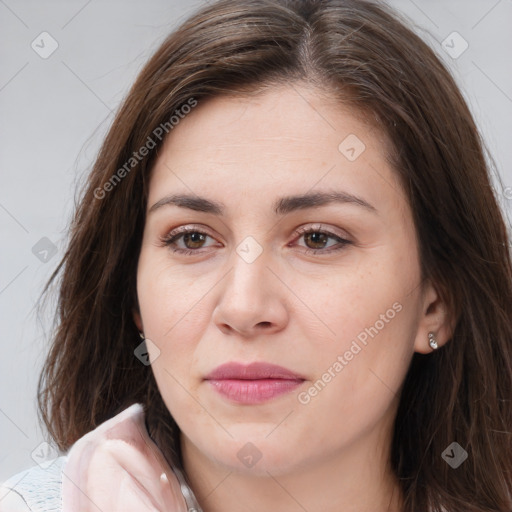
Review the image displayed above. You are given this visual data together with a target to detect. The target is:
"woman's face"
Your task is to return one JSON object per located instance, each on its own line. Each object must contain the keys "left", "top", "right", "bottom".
{"left": 135, "top": 84, "right": 445, "bottom": 477}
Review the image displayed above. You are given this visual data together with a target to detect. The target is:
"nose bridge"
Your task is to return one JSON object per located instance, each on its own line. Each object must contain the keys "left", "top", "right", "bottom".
{"left": 212, "top": 233, "right": 288, "bottom": 335}
{"left": 227, "top": 234, "right": 272, "bottom": 301}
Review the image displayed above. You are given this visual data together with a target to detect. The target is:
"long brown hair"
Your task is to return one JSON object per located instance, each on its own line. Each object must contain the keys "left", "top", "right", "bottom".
{"left": 38, "top": 1, "right": 512, "bottom": 510}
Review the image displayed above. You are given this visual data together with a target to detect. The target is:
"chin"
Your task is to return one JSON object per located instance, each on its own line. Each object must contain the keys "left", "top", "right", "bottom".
{"left": 203, "top": 431, "right": 308, "bottom": 477}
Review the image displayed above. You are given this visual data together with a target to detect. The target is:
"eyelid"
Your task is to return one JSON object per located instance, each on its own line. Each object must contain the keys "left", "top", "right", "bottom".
{"left": 163, "top": 223, "right": 215, "bottom": 239}
{"left": 293, "top": 222, "right": 350, "bottom": 240}
{"left": 158, "top": 224, "right": 218, "bottom": 248}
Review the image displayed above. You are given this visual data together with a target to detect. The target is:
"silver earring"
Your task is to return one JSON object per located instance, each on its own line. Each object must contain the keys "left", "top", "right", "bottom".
{"left": 428, "top": 332, "right": 438, "bottom": 350}
{"left": 139, "top": 331, "right": 145, "bottom": 340}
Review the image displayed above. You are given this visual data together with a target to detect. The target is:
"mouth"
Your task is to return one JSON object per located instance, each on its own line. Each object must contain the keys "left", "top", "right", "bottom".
{"left": 204, "top": 362, "right": 305, "bottom": 404}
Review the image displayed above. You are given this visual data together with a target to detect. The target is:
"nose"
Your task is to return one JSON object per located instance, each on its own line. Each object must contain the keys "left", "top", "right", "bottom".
{"left": 211, "top": 248, "right": 289, "bottom": 338}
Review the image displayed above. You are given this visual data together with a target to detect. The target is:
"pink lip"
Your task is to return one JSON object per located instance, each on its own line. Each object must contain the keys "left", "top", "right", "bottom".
{"left": 204, "top": 362, "right": 305, "bottom": 404}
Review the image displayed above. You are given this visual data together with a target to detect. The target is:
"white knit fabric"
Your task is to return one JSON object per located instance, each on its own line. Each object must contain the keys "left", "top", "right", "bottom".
{"left": 0, "top": 456, "right": 68, "bottom": 511}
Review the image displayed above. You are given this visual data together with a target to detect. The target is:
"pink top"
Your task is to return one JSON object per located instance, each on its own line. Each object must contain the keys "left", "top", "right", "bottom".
{"left": 0, "top": 403, "right": 201, "bottom": 511}
{"left": 63, "top": 403, "right": 196, "bottom": 511}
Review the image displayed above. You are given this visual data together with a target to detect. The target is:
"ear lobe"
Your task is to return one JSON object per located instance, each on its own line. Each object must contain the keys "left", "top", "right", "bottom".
{"left": 132, "top": 308, "right": 143, "bottom": 333}
{"left": 413, "top": 280, "right": 454, "bottom": 354}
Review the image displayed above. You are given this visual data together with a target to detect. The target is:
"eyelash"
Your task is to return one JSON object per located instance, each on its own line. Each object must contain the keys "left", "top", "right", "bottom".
{"left": 159, "top": 224, "right": 352, "bottom": 256}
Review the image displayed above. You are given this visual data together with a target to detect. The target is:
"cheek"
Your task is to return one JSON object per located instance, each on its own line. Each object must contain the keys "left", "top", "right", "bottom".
{"left": 136, "top": 258, "right": 200, "bottom": 403}
{"left": 301, "top": 250, "right": 417, "bottom": 350}
{"left": 292, "top": 296, "right": 417, "bottom": 457}
{"left": 296, "top": 249, "right": 420, "bottom": 410}
{"left": 136, "top": 247, "right": 211, "bottom": 342}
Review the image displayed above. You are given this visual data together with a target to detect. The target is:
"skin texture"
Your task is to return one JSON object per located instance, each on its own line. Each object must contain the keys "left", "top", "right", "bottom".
{"left": 134, "top": 84, "right": 452, "bottom": 512}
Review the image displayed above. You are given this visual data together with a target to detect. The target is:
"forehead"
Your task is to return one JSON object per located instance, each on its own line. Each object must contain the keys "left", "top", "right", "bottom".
{"left": 159, "top": 85, "right": 383, "bottom": 157}
{"left": 148, "top": 84, "right": 405, "bottom": 216}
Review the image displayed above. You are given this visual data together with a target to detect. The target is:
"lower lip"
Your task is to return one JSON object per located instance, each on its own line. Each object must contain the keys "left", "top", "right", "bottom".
{"left": 206, "top": 378, "right": 304, "bottom": 404}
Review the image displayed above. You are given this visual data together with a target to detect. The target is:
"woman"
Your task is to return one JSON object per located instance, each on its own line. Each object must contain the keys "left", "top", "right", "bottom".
{"left": 1, "top": 0, "right": 511, "bottom": 511}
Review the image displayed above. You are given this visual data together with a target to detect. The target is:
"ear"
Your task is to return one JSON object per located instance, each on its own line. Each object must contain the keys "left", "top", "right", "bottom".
{"left": 132, "top": 307, "right": 143, "bottom": 333}
{"left": 413, "top": 279, "right": 454, "bottom": 354}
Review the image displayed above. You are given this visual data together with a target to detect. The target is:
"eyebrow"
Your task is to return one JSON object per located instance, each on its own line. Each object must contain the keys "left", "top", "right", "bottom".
{"left": 148, "top": 191, "right": 377, "bottom": 216}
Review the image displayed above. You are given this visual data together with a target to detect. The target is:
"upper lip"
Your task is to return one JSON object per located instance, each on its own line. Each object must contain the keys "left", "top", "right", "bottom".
{"left": 204, "top": 362, "right": 305, "bottom": 381}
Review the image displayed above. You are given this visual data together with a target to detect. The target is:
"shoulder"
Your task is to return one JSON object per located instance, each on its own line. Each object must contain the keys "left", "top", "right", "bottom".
{"left": 0, "top": 455, "right": 68, "bottom": 512}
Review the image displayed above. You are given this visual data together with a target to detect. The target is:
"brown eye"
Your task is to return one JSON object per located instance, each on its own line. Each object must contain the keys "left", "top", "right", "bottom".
{"left": 160, "top": 227, "right": 217, "bottom": 255}
{"left": 303, "top": 231, "right": 330, "bottom": 250}
{"left": 294, "top": 226, "right": 352, "bottom": 255}
{"left": 181, "top": 232, "right": 207, "bottom": 249}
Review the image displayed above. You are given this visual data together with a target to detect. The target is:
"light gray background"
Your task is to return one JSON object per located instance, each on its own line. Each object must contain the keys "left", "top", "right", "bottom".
{"left": 1, "top": 0, "right": 511, "bottom": 480}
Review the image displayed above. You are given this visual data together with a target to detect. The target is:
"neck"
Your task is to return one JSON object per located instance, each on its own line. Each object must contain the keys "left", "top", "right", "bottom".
{"left": 179, "top": 425, "right": 404, "bottom": 512}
